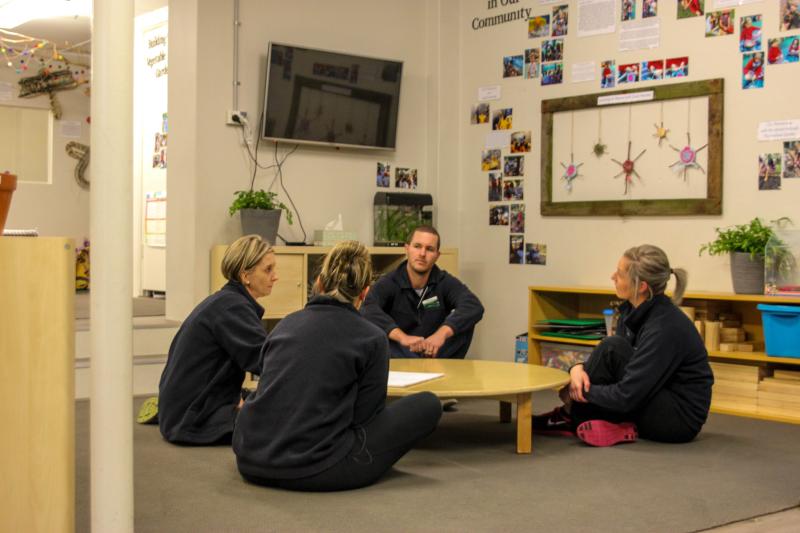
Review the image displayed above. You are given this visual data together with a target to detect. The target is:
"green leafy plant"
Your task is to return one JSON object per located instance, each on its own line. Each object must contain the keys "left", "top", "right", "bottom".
{"left": 229, "top": 190, "right": 293, "bottom": 224}
{"left": 699, "top": 217, "right": 791, "bottom": 258}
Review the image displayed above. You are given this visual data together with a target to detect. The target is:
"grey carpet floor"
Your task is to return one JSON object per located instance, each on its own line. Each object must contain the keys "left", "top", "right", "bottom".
{"left": 76, "top": 392, "right": 800, "bottom": 533}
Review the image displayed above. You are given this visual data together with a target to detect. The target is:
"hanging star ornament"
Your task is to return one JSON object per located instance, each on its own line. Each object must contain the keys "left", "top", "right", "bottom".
{"left": 669, "top": 133, "right": 707, "bottom": 181}
{"left": 611, "top": 141, "right": 647, "bottom": 194}
{"left": 560, "top": 153, "right": 584, "bottom": 192}
{"left": 653, "top": 122, "right": 670, "bottom": 146}
{"left": 592, "top": 141, "right": 607, "bottom": 157}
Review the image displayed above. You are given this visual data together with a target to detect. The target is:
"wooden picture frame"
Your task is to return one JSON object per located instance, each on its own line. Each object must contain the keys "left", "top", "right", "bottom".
{"left": 540, "top": 78, "right": 723, "bottom": 216}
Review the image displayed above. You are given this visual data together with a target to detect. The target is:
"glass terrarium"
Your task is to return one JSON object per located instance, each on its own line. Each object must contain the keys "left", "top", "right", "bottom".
{"left": 373, "top": 192, "right": 433, "bottom": 246}
{"left": 765, "top": 229, "right": 800, "bottom": 296}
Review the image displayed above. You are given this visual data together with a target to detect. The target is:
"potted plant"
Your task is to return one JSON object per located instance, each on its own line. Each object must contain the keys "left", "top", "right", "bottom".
{"left": 229, "top": 189, "right": 293, "bottom": 245}
{"left": 699, "top": 217, "right": 791, "bottom": 294}
{"left": 0, "top": 171, "right": 17, "bottom": 234}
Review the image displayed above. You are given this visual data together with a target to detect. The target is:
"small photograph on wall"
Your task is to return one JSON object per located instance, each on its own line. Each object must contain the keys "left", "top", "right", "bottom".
{"left": 542, "top": 39, "right": 564, "bottom": 62}
{"left": 621, "top": 0, "right": 636, "bottom": 21}
{"left": 489, "top": 172, "right": 503, "bottom": 201}
{"left": 541, "top": 63, "right": 564, "bottom": 86}
{"left": 665, "top": 57, "right": 689, "bottom": 78}
{"left": 524, "top": 48, "right": 540, "bottom": 79}
{"left": 471, "top": 103, "right": 490, "bottom": 124}
{"left": 490, "top": 205, "right": 510, "bottom": 226}
{"left": 482, "top": 149, "right": 502, "bottom": 171}
{"left": 768, "top": 37, "right": 800, "bottom": 64}
{"left": 742, "top": 52, "right": 765, "bottom": 89}
{"left": 395, "top": 168, "right": 418, "bottom": 190}
{"left": 781, "top": 1, "right": 800, "bottom": 31}
{"left": 504, "top": 155, "right": 525, "bottom": 177}
{"left": 784, "top": 141, "right": 800, "bottom": 178}
{"left": 600, "top": 60, "right": 616, "bottom": 89}
{"left": 376, "top": 162, "right": 391, "bottom": 188}
{"left": 510, "top": 131, "right": 532, "bottom": 153}
{"left": 503, "top": 179, "right": 524, "bottom": 201}
{"left": 677, "top": 0, "right": 704, "bottom": 19}
{"left": 758, "top": 153, "right": 782, "bottom": 190}
{"left": 525, "top": 243, "right": 547, "bottom": 265}
{"left": 510, "top": 203, "right": 525, "bottom": 233}
{"left": 643, "top": 0, "right": 657, "bottom": 18}
{"left": 503, "top": 55, "right": 524, "bottom": 78}
{"left": 528, "top": 15, "right": 550, "bottom": 38}
{"left": 552, "top": 5, "right": 568, "bottom": 36}
{"left": 617, "top": 63, "right": 640, "bottom": 84}
{"left": 740, "top": 15, "right": 763, "bottom": 53}
{"left": 641, "top": 60, "right": 664, "bottom": 81}
{"left": 509, "top": 235, "right": 525, "bottom": 264}
{"left": 492, "top": 108, "right": 513, "bottom": 130}
{"left": 706, "top": 10, "right": 734, "bottom": 37}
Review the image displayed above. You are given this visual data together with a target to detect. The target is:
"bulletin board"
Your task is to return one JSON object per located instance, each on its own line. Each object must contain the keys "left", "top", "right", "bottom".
{"left": 540, "top": 78, "right": 723, "bottom": 216}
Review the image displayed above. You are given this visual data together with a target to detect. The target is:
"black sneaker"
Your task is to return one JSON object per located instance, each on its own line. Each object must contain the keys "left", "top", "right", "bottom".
{"left": 532, "top": 406, "right": 574, "bottom": 436}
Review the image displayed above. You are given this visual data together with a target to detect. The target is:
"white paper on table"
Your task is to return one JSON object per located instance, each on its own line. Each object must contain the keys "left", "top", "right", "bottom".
{"left": 388, "top": 371, "right": 444, "bottom": 388}
{"left": 577, "top": 0, "right": 616, "bottom": 37}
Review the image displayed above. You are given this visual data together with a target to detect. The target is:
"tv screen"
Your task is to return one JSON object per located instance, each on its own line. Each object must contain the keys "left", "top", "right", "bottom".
{"left": 262, "top": 43, "right": 403, "bottom": 150}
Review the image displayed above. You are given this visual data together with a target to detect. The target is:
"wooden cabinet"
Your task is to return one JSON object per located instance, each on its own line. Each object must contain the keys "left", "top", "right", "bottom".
{"left": 528, "top": 285, "right": 800, "bottom": 425}
{"left": 0, "top": 237, "right": 75, "bottom": 532}
{"left": 211, "top": 245, "right": 459, "bottom": 319}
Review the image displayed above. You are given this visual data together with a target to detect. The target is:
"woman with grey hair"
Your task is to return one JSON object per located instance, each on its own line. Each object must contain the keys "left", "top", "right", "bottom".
{"left": 533, "top": 244, "right": 713, "bottom": 446}
{"left": 153, "top": 234, "right": 277, "bottom": 445}
{"left": 234, "top": 241, "right": 442, "bottom": 491}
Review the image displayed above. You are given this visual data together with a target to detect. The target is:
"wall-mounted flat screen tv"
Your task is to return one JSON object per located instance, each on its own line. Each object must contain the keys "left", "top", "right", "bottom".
{"left": 262, "top": 43, "right": 403, "bottom": 150}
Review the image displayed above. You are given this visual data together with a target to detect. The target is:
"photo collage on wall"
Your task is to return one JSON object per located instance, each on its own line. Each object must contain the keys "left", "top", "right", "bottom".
{"left": 758, "top": 140, "right": 800, "bottom": 191}
{"left": 375, "top": 162, "right": 418, "bottom": 190}
{"left": 152, "top": 112, "right": 168, "bottom": 169}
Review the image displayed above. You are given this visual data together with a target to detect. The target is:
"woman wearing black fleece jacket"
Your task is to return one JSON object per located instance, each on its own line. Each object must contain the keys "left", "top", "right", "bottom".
{"left": 157, "top": 235, "right": 277, "bottom": 445}
{"left": 534, "top": 244, "right": 713, "bottom": 447}
{"left": 234, "top": 241, "right": 441, "bottom": 491}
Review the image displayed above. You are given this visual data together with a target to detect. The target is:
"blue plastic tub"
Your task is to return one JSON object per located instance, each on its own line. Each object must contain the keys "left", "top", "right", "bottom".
{"left": 757, "top": 304, "right": 800, "bottom": 358}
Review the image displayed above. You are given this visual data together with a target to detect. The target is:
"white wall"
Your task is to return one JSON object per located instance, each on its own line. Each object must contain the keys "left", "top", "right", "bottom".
{"left": 167, "top": 0, "right": 443, "bottom": 318}
{"left": 457, "top": 0, "right": 800, "bottom": 360}
{"left": 2, "top": 67, "right": 90, "bottom": 243}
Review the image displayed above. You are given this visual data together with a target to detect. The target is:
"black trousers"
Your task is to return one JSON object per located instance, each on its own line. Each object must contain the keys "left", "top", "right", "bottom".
{"left": 241, "top": 392, "right": 442, "bottom": 491}
{"left": 570, "top": 336, "right": 697, "bottom": 443}
{"left": 389, "top": 326, "right": 475, "bottom": 359}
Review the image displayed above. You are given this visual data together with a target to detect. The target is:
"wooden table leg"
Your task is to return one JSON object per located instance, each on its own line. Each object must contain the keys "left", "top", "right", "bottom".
{"left": 499, "top": 401, "right": 512, "bottom": 423}
{"left": 516, "top": 392, "right": 532, "bottom": 454}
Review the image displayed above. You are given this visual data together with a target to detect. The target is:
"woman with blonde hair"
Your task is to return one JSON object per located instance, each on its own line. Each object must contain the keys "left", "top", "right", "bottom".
{"left": 234, "top": 241, "right": 442, "bottom": 491}
{"left": 155, "top": 234, "right": 277, "bottom": 444}
{"left": 533, "top": 244, "right": 713, "bottom": 446}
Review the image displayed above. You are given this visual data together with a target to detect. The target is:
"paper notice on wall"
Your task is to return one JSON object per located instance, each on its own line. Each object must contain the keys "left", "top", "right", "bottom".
{"left": 486, "top": 131, "right": 511, "bottom": 149}
{"left": 577, "top": 0, "right": 616, "bottom": 37}
{"left": 0, "top": 82, "right": 13, "bottom": 101}
{"left": 757, "top": 120, "right": 800, "bottom": 142}
{"left": 572, "top": 61, "right": 597, "bottom": 83}
{"left": 619, "top": 18, "right": 660, "bottom": 51}
{"left": 714, "top": 0, "right": 760, "bottom": 8}
{"left": 478, "top": 85, "right": 501, "bottom": 102}
{"left": 597, "top": 91, "right": 654, "bottom": 106}
{"left": 59, "top": 121, "right": 82, "bottom": 138}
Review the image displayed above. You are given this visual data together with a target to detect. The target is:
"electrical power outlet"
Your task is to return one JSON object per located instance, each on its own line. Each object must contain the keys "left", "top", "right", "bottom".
{"left": 226, "top": 110, "right": 248, "bottom": 126}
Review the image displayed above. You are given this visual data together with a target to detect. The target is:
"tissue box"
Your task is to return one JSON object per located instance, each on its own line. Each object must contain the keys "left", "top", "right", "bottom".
{"left": 313, "top": 230, "right": 358, "bottom": 246}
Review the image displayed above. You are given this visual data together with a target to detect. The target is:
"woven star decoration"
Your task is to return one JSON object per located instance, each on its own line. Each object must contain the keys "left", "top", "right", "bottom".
{"left": 611, "top": 141, "right": 647, "bottom": 194}
{"left": 560, "top": 155, "right": 584, "bottom": 192}
{"left": 669, "top": 133, "right": 707, "bottom": 180}
{"left": 653, "top": 122, "right": 670, "bottom": 146}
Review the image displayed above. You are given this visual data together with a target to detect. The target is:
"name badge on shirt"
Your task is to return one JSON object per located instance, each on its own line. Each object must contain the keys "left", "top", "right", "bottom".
{"left": 422, "top": 296, "right": 441, "bottom": 310}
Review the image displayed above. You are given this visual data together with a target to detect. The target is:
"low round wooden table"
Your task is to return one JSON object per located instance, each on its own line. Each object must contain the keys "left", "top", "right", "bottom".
{"left": 387, "top": 359, "right": 569, "bottom": 454}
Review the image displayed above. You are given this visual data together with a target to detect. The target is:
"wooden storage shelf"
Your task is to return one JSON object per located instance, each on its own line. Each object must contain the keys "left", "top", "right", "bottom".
{"left": 528, "top": 285, "right": 800, "bottom": 425}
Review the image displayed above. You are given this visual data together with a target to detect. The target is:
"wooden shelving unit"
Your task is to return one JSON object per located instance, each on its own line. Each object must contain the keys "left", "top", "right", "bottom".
{"left": 528, "top": 285, "right": 800, "bottom": 425}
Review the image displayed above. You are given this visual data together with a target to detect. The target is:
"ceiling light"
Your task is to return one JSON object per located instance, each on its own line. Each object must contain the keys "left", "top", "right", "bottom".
{"left": 0, "top": 0, "right": 92, "bottom": 30}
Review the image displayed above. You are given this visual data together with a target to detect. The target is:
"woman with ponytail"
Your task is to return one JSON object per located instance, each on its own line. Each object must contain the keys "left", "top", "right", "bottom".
{"left": 533, "top": 244, "right": 713, "bottom": 447}
{"left": 234, "top": 241, "right": 441, "bottom": 491}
